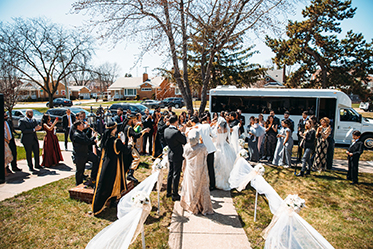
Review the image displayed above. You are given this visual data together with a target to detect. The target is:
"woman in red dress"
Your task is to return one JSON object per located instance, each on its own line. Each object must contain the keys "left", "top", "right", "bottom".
{"left": 41, "top": 114, "right": 63, "bottom": 167}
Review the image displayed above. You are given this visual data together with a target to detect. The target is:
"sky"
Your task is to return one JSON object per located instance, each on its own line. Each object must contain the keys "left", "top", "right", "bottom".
{"left": 0, "top": 0, "right": 372, "bottom": 78}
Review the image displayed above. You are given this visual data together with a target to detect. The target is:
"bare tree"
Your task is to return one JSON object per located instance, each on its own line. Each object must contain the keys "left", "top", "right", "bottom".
{"left": 0, "top": 60, "right": 21, "bottom": 118}
{"left": 91, "top": 62, "right": 121, "bottom": 95}
{"left": 0, "top": 17, "right": 95, "bottom": 107}
{"left": 72, "top": 0, "right": 297, "bottom": 112}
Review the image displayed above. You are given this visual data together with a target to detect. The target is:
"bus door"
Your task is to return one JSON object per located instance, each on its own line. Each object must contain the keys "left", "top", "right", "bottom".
{"left": 335, "top": 108, "right": 362, "bottom": 143}
{"left": 318, "top": 98, "right": 337, "bottom": 133}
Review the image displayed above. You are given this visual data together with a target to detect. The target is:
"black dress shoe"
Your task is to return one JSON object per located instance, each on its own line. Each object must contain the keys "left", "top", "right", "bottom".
{"left": 6, "top": 167, "right": 12, "bottom": 174}
{"left": 29, "top": 167, "right": 36, "bottom": 172}
{"left": 35, "top": 165, "right": 44, "bottom": 169}
{"left": 350, "top": 182, "right": 358, "bottom": 185}
{"left": 209, "top": 186, "right": 216, "bottom": 191}
{"left": 12, "top": 167, "right": 22, "bottom": 172}
{"left": 296, "top": 171, "right": 304, "bottom": 177}
{"left": 166, "top": 193, "right": 172, "bottom": 198}
{"left": 305, "top": 170, "right": 311, "bottom": 175}
{"left": 172, "top": 195, "right": 181, "bottom": 202}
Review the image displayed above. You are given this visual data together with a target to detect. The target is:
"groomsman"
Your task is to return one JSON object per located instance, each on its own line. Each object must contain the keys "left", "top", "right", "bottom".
{"left": 141, "top": 108, "right": 154, "bottom": 155}
{"left": 113, "top": 108, "right": 127, "bottom": 133}
{"left": 164, "top": 115, "right": 187, "bottom": 201}
{"left": 196, "top": 114, "right": 217, "bottom": 191}
{"left": 4, "top": 112, "right": 21, "bottom": 172}
{"left": 297, "top": 111, "right": 308, "bottom": 163}
{"left": 346, "top": 130, "right": 364, "bottom": 185}
{"left": 19, "top": 109, "right": 42, "bottom": 171}
{"left": 62, "top": 109, "right": 76, "bottom": 151}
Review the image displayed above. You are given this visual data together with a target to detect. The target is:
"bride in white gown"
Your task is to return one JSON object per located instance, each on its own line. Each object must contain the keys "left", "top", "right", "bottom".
{"left": 213, "top": 117, "right": 237, "bottom": 190}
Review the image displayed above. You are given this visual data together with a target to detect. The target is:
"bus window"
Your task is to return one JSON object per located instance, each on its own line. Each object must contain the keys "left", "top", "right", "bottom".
{"left": 340, "top": 108, "right": 360, "bottom": 122}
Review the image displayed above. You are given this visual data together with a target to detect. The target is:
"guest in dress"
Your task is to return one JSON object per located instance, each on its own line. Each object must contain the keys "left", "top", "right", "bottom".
{"left": 264, "top": 116, "right": 278, "bottom": 163}
{"left": 272, "top": 120, "right": 286, "bottom": 166}
{"left": 313, "top": 117, "right": 332, "bottom": 172}
{"left": 41, "top": 114, "right": 63, "bottom": 167}
{"left": 282, "top": 119, "right": 293, "bottom": 167}
{"left": 296, "top": 120, "right": 316, "bottom": 177}
{"left": 178, "top": 114, "right": 187, "bottom": 133}
{"left": 180, "top": 129, "right": 214, "bottom": 215}
{"left": 92, "top": 122, "right": 130, "bottom": 215}
{"left": 247, "top": 116, "right": 259, "bottom": 162}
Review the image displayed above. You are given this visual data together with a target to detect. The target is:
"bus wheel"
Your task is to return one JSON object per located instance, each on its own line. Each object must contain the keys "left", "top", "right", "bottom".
{"left": 362, "top": 135, "right": 373, "bottom": 150}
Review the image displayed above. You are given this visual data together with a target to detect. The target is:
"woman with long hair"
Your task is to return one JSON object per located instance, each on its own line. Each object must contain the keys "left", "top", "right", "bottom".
{"left": 41, "top": 114, "right": 63, "bottom": 167}
{"left": 92, "top": 122, "right": 130, "bottom": 215}
{"left": 313, "top": 117, "right": 332, "bottom": 172}
{"left": 264, "top": 115, "right": 278, "bottom": 163}
{"left": 296, "top": 120, "right": 316, "bottom": 176}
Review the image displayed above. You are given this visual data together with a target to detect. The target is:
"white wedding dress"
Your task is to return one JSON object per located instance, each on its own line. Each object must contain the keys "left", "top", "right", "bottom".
{"left": 213, "top": 118, "right": 237, "bottom": 190}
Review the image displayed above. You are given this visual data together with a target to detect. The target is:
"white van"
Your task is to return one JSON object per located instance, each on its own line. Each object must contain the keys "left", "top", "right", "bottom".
{"left": 209, "top": 86, "right": 373, "bottom": 149}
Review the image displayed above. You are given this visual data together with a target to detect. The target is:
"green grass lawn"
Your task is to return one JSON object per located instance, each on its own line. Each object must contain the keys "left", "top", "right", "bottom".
{"left": 0, "top": 157, "right": 173, "bottom": 249}
{"left": 232, "top": 165, "right": 373, "bottom": 249}
{"left": 17, "top": 146, "right": 42, "bottom": 161}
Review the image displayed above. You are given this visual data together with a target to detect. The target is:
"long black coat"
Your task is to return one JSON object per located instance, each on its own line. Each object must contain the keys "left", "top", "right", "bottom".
{"left": 92, "top": 136, "right": 130, "bottom": 215}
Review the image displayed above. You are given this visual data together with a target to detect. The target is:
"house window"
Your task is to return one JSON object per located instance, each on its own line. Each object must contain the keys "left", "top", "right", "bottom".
{"left": 141, "top": 88, "right": 152, "bottom": 91}
{"left": 56, "top": 90, "right": 59, "bottom": 95}
{"left": 126, "top": 89, "right": 137, "bottom": 96}
{"left": 175, "top": 87, "right": 181, "bottom": 95}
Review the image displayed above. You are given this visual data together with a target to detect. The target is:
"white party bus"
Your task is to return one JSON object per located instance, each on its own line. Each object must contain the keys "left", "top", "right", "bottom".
{"left": 209, "top": 86, "right": 373, "bottom": 149}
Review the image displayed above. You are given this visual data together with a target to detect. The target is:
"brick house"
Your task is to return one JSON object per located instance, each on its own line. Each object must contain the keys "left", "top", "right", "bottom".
{"left": 69, "top": 86, "right": 91, "bottom": 99}
{"left": 17, "top": 80, "right": 71, "bottom": 100}
{"left": 108, "top": 73, "right": 167, "bottom": 100}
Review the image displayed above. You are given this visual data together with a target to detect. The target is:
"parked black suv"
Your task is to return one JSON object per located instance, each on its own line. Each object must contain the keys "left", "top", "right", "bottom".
{"left": 46, "top": 98, "right": 73, "bottom": 107}
{"left": 161, "top": 97, "right": 185, "bottom": 109}
{"left": 109, "top": 103, "right": 150, "bottom": 115}
{"left": 45, "top": 107, "right": 91, "bottom": 131}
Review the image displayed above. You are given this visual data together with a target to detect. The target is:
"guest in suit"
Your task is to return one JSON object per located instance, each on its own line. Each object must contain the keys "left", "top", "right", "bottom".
{"left": 269, "top": 110, "right": 280, "bottom": 127}
{"left": 62, "top": 109, "right": 76, "bottom": 151}
{"left": 72, "top": 120, "right": 99, "bottom": 186}
{"left": 18, "top": 109, "right": 42, "bottom": 171}
{"left": 4, "top": 112, "right": 21, "bottom": 172}
{"left": 141, "top": 108, "right": 154, "bottom": 155}
{"left": 112, "top": 108, "right": 127, "bottom": 133}
{"left": 297, "top": 111, "right": 309, "bottom": 163}
{"left": 164, "top": 115, "right": 187, "bottom": 201}
{"left": 229, "top": 111, "right": 239, "bottom": 128}
{"left": 296, "top": 120, "right": 316, "bottom": 177}
{"left": 346, "top": 130, "right": 364, "bottom": 185}
{"left": 237, "top": 109, "right": 245, "bottom": 135}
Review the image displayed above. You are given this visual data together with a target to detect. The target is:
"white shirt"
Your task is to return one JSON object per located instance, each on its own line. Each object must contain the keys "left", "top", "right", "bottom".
{"left": 197, "top": 123, "right": 216, "bottom": 154}
{"left": 67, "top": 114, "right": 72, "bottom": 128}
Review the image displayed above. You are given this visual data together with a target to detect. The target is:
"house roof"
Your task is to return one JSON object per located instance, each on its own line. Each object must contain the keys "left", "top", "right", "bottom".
{"left": 265, "top": 69, "right": 284, "bottom": 84}
{"left": 108, "top": 76, "right": 165, "bottom": 90}
{"left": 69, "top": 86, "right": 91, "bottom": 92}
{"left": 16, "top": 82, "right": 41, "bottom": 91}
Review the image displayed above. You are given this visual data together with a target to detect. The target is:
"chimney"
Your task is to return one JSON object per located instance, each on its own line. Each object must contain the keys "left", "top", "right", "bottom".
{"left": 282, "top": 65, "right": 286, "bottom": 84}
{"left": 143, "top": 73, "right": 148, "bottom": 82}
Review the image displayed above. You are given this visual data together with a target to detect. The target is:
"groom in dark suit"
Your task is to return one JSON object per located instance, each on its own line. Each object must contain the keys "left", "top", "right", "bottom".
{"left": 346, "top": 130, "right": 364, "bottom": 185}
{"left": 164, "top": 115, "right": 187, "bottom": 201}
{"left": 19, "top": 109, "right": 42, "bottom": 171}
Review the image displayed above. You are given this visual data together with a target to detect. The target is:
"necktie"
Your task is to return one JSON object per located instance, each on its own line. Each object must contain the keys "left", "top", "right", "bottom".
{"left": 121, "top": 116, "right": 123, "bottom": 122}
{"left": 4, "top": 121, "right": 11, "bottom": 140}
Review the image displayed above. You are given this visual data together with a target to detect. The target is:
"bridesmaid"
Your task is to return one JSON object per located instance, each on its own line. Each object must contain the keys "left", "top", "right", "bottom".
{"left": 313, "top": 117, "right": 332, "bottom": 172}
{"left": 41, "top": 114, "right": 63, "bottom": 167}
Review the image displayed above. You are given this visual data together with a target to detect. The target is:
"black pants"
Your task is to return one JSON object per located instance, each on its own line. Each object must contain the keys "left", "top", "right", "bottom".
{"left": 75, "top": 151, "right": 99, "bottom": 185}
{"left": 207, "top": 152, "right": 215, "bottom": 188}
{"left": 64, "top": 128, "right": 72, "bottom": 150}
{"left": 347, "top": 156, "right": 359, "bottom": 183}
{"left": 297, "top": 136, "right": 303, "bottom": 161}
{"left": 326, "top": 138, "right": 335, "bottom": 170}
{"left": 142, "top": 131, "right": 153, "bottom": 154}
{"left": 23, "top": 141, "right": 40, "bottom": 169}
{"left": 9, "top": 138, "right": 17, "bottom": 169}
{"left": 167, "top": 160, "right": 182, "bottom": 198}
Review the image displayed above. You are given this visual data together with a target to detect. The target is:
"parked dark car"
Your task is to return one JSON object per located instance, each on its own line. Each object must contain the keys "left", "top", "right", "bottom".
{"left": 46, "top": 98, "right": 73, "bottom": 107}
{"left": 140, "top": 99, "right": 162, "bottom": 109}
{"left": 45, "top": 107, "right": 95, "bottom": 132}
{"left": 161, "top": 97, "right": 185, "bottom": 109}
{"left": 9, "top": 109, "right": 43, "bottom": 130}
{"left": 109, "top": 103, "right": 151, "bottom": 115}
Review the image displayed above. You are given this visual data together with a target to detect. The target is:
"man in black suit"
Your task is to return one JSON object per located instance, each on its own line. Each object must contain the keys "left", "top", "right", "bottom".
{"left": 346, "top": 130, "right": 364, "bottom": 185}
{"left": 18, "top": 109, "right": 42, "bottom": 171}
{"left": 112, "top": 108, "right": 127, "bottom": 133}
{"left": 4, "top": 112, "right": 21, "bottom": 172}
{"left": 269, "top": 110, "right": 280, "bottom": 127}
{"left": 229, "top": 111, "right": 239, "bottom": 128}
{"left": 62, "top": 109, "right": 76, "bottom": 151}
{"left": 297, "top": 111, "right": 308, "bottom": 162}
{"left": 164, "top": 115, "right": 187, "bottom": 201}
{"left": 72, "top": 120, "right": 99, "bottom": 186}
{"left": 237, "top": 109, "right": 245, "bottom": 135}
{"left": 141, "top": 108, "right": 154, "bottom": 155}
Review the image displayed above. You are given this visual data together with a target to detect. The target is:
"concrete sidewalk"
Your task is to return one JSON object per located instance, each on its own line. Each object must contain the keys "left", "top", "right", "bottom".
{"left": 168, "top": 190, "right": 251, "bottom": 249}
{"left": 0, "top": 140, "right": 76, "bottom": 202}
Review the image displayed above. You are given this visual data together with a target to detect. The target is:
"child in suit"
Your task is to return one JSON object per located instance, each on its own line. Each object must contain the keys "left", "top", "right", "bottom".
{"left": 346, "top": 130, "right": 364, "bottom": 185}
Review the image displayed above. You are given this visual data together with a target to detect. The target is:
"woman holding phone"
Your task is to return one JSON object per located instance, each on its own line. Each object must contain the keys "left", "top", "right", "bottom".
{"left": 41, "top": 114, "right": 63, "bottom": 167}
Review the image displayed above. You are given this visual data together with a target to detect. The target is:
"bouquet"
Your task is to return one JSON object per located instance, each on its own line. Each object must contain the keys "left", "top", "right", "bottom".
{"left": 162, "top": 146, "right": 170, "bottom": 155}
{"left": 239, "top": 149, "right": 248, "bottom": 158}
{"left": 131, "top": 191, "right": 150, "bottom": 208}
{"left": 152, "top": 158, "right": 164, "bottom": 170}
{"left": 254, "top": 164, "right": 265, "bottom": 176}
{"left": 238, "top": 139, "right": 245, "bottom": 149}
{"left": 284, "top": 194, "right": 306, "bottom": 213}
